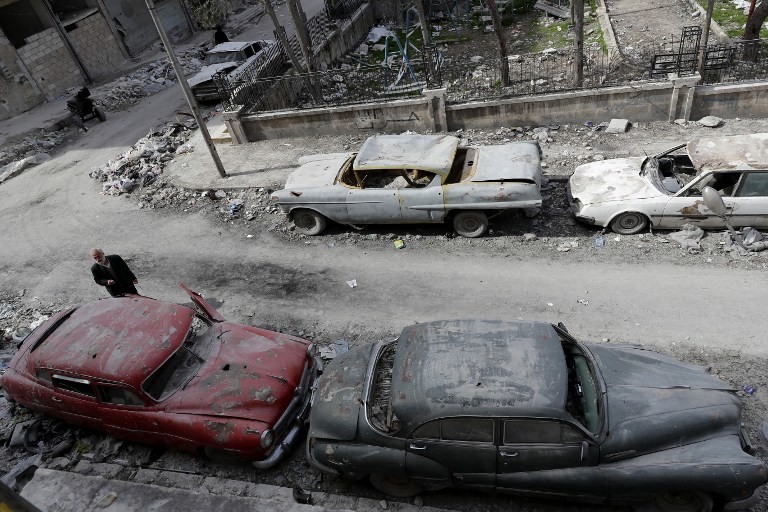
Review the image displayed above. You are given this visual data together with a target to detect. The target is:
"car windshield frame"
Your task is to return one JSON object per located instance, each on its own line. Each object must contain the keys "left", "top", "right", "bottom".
{"left": 141, "top": 315, "right": 218, "bottom": 402}
{"left": 553, "top": 324, "right": 606, "bottom": 439}
{"left": 205, "top": 51, "right": 243, "bottom": 65}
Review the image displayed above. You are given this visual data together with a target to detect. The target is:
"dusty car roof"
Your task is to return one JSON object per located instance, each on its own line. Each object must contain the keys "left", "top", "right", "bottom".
{"left": 390, "top": 320, "right": 567, "bottom": 430}
{"left": 208, "top": 41, "right": 257, "bottom": 53}
{"left": 30, "top": 296, "right": 193, "bottom": 386}
{"left": 354, "top": 135, "right": 460, "bottom": 175}
{"left": 688, "top": 132, "right": 768, "bottom": 171}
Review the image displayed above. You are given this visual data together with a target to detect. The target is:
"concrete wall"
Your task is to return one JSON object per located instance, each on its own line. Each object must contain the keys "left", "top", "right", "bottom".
{"left": 445, "top": 83, "right": 675, "bottom": 130}
{"left": 313, "top": 3, "right": 375, "bottom": 68}
{"left": 233, "top": 97, "right": 434, "bottom": 142}
{"left": 0, "top": 33, "right": 45, "bottom": 120}
{"left": 226, "top": 78, "right": 768, "bottom": 142}
{"left": 67, "top": 11, "right": 126, "bottom": 80}
{"left": 16, "top": 28, "right": 82, "bottom": 100}
{"left": 102, "top": 0, "right": 191, "bottom": 56}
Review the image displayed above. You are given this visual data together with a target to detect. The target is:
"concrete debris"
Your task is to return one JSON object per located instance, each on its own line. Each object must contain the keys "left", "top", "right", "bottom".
{"left": 605, "top": 119, "right": 630, "bottom": 133}
{"left": 1, "top": 453, "right": 43, "bottom": 489}
{"left": 89, "top": 123, "right": 193, "bottom": 195}
{"left": 523, "top": 233, "right": 538, "bottom": 241}
{"left": 96, "top": 491, "right": 118, "bottom": 508}
{"left": 696, "top": 116, "right": 723, "bottom": 128}
{"left": 667, "top": 223, "right": 704, "bottom": 253}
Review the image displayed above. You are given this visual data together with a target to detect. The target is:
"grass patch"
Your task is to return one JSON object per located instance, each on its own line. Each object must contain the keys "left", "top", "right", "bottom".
{"left": 695, "top": 0, "right": 768, "bottom": 39}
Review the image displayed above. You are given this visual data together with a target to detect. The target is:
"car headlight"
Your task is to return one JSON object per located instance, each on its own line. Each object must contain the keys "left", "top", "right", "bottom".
{"left": 260, "top": 429, "right": 274, "bottom": 449}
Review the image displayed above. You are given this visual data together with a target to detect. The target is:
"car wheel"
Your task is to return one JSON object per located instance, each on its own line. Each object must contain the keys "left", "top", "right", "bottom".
{"left": 453, "top": 211, "right": 488, "bottom": 238}
{"left": 292, "top": 209, "right": 327, "bottom": 236}
{"left": 369, "top": 473, "right": 423, "bottom": 498}
{"left": 94, "top": 107, "right": 106, "bottom": 122}
{"left": 72, "top": 115, "right": 86, "bottom": 131}
{"left": 610, "top": 212, "right": 648, "bottom": 235}
{"left": 203, "top": 446, "right": 245, "bottom": 464}
{"left": 653, "top": 491, "right": 714, "bottom": 512}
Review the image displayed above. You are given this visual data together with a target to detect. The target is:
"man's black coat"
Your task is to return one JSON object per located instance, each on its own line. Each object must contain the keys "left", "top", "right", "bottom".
{"left": 91, "top": 255, "right": 137, "bottom": 297}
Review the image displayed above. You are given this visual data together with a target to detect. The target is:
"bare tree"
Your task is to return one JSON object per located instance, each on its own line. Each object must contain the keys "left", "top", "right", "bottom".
{"left": 572, "top": 0, "right": 584, "bottom": 86}
{"left": 412, "top": 0, "right": 433, "bottom": 48}
{"left": 743, "top": 0, "right": 768, "bottom": 60}
{"left": 261, "top": 0, "right": 304, "bottom": 72}
{"left": 484, "top": 0, "right": 509, "bottom": 87}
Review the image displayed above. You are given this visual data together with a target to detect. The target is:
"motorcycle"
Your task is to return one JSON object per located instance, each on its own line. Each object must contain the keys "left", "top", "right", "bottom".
{"left": 66, "top": 86, "right": 106, "bottom": 131}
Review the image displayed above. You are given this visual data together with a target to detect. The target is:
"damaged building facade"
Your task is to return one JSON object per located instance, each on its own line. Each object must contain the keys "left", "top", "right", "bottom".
{"left": 0, "top": 0, "right": 195, "bottom": 120}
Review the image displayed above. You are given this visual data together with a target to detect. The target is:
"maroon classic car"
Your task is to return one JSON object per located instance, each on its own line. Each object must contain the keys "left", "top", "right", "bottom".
{"left": 1, "top": 285, "right": 320, "bottom": 468}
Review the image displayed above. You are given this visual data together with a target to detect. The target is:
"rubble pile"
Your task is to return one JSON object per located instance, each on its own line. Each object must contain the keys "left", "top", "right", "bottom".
{"left": 0, "top": 293, "right": 61, "bottom": 353}
{"left": 0, "top": 129, "right": 69, "bottom": 183}
{"left": 89, "top": 121, "right": 197, "bottom": 194}
{"left": 88, "top": 47, "right": 205, "bottom": 112}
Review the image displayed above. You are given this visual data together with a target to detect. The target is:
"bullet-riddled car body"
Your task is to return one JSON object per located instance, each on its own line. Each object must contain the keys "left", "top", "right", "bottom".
{"left": 271, "top": 134, "right": 543, "bottom": 238}
{"left": 568, "top": 133, "right": 768, "bottom": 234}
{"left": 2, "top": 285, "right": 321, "bottom": 468}
{"left": 307, "top": 320, "right": 767, "bottom": 509}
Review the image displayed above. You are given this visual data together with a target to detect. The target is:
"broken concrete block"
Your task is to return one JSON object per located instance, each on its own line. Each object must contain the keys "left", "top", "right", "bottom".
{"left": 697, "top": 115, "right": 723, "bottom": 128}
{"left": 605, "top": 119, "right": 630, "bottom": 133}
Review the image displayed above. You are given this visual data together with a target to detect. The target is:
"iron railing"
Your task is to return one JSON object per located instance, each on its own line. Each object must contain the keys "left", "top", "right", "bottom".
{"left": 215, "top": 43, "right": 288, "bottom": 111}
{"left": 701, "top": 38, "right": 768, "bottom": 84}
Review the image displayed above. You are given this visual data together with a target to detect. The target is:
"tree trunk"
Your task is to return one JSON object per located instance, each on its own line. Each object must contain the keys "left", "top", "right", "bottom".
{"left": 698, "top": 0, "right": 716, "bottom": 74}
{"left": 286, "top": 0, "right": 314, "bottom": 72}
{"left": 413, "top": 0, "right": 433, "bottom": 48}
{"left": 743, "top": 0, "right": 767, "bottom": 60}
{"left": 573, "top": 0, "right": 584, "bottom": 87}
{"left": 484, "top": 0, "right": 509, "bottom": 87}
{"left": 262, "top": 0, "right": 305, "bottom": 72}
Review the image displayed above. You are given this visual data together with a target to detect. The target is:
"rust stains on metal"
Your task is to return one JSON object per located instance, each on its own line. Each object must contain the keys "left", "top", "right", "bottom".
{"left": 250, "top": 385, "right": 277, "bottom": 404}
{"left": 678, "top": 200, "right": 705, "bottom": 215}
{"left": 204, "top": 419, "right": 235, "bottom": 443}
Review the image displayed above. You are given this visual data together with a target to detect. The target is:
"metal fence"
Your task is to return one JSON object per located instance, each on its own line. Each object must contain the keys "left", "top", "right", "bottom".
{"left": 215, "top": 43, "right": 288, "bottom": 111}
{"left": 700, "top": 38, "right": 768, "bottom": 84}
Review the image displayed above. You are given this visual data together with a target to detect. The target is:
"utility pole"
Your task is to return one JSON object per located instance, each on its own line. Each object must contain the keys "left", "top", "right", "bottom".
{"left": 287, "top": 0, "right": 314, "bottom": 72}
{"left": 698, "top": 0, "right": 716, "bottom": 74}
{"left": 144, "top": 0, "right": 228, "bottom": 178}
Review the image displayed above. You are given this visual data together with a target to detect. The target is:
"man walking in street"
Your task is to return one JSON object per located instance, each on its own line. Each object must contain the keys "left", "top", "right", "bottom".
{"left": 90, "top": 248, "right": 139, "bottom": 297}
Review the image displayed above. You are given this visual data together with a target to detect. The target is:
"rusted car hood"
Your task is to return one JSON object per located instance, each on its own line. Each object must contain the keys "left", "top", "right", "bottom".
{"left": 188, "top": 63, "right": 239, "bottom": 87}
{"left": 284, "top": 156, "right": 350, "bottom": 189}
{"left": 308, "top": 343, "right": 375, "bottom": 441}
{"left": 165, "top": 323, "right": 309, "bottom": 424}
{"left": 569, "top": 158, "right": 662, "bottom": 204}
{"left": 473, "top": 143, "right": 541, "bottom": 183}
{"left": 589, "top": 344, "right": 740, "bottom": 458}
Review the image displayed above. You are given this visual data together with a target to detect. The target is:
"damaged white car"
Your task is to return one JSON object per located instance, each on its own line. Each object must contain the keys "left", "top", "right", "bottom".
{"left": 271, "top": 134, "right": 543, "bottom": 238}
{"left": 568, "top": 133, "right": 768, "bottom": 234}
{"left": 188, "top": 40, "right": 279, "bottom": 102}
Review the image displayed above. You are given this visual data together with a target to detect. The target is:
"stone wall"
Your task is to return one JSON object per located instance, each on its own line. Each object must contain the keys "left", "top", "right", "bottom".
{"left": 67, "top": 12, "right": 126, "bottom": 80}
{"left": 16, "top": 28, "right": 82, "bottom": 100}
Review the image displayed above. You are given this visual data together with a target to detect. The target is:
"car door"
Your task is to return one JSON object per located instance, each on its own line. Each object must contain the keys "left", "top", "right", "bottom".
{"left": 49, "top": 374, "right": 103, "bottom": 431}
{"left": 406, "top": 417, "right": 496, "bottom": 490}
{"left": 661, "top": 171, "right": 745, "bottom": 228}
{"left": 496, "top": 419, "right": 602, "bottom": 497}
{"left": 397, "top": 172, "right": 446, "bottom": 223}
{"left": 95, "top": 383, "right": 165, "bottom": 446}
{"left": 732, "top": 171, "right": 768, "bottom": 227}
{"left": 346, "top": 170, "right": 402, "bottom": 223}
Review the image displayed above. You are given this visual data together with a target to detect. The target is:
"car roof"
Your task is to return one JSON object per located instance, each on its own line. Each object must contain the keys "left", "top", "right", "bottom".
{"left": 29, "top": 296, "right": 194, "bottom": 387}
{"left": 354, "top": 135, "right": 460, "bottom": 176}
{"left": 688, "top": 132, "right": 768, "bottom": 172}
{"left": 390, "top": 320, "right": 568, "bottom": 431}
{"left": 208, "top": 41, "right": 258, "bottom": 53}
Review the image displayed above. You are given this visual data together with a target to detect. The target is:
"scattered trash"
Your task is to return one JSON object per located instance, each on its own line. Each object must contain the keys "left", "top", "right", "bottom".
{"left": 393, "top": 239, "right": 405, "bottom": 249}
{"left": 612, "top": 235, "right": 622, "bottom": 242}
{"left": 743, "top": 385, "right": 756, "bottom": 396}
{"left": 556, "top": 243, "right": 571, "bottom": 252}
{"left": 724, "top": 227, "right": 768, "bottom": 255}
{"left": 547, "top": 302, "right": 554, "bottom": 307}
{"left": 334, "top": 339, "right": 349, "bottom": 355}
{"left": 229, "top": 200, "right": 243, "bottom": 216}
{"left": 346, "top": 279, "right": 357, "bottom": 288}
{"left": 577, "top": 299, "right": 589, "bottom": 306}
{"left": 594, "top": 236, "right": 605, "bottom": 248}
{"left": 523, "top": 233, "right": 538, "bottom": 241}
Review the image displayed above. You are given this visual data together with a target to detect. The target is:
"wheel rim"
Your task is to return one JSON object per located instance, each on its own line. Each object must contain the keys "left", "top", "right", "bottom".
{"left": 460, "top": 217, "right": 480, "bottom": 231}
{"left": 295, "top": 213, "right": 316, "bottom": 231}
{"left": 617, "top": 213, "right": 642, "bottom": 230}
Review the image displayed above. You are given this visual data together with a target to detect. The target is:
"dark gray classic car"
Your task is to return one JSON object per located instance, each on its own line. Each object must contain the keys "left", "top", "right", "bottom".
{"left": 307, "top": 320, "right": 767, "bottom": 510}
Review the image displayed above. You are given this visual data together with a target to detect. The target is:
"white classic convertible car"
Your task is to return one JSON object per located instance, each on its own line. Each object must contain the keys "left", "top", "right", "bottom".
{"left": 271, "top": 134, "right": 543, "bottom": 238}
{"left": 568, "top": 133, "right": 768, "bottom": 234}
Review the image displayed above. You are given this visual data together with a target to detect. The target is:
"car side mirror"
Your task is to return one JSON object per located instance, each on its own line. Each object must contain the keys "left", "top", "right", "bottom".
{"left": 580, "top": 440, "right": 589, "bottom": 461}
{"left": 702, "top": 186, "right": 728, "bottom": 217}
